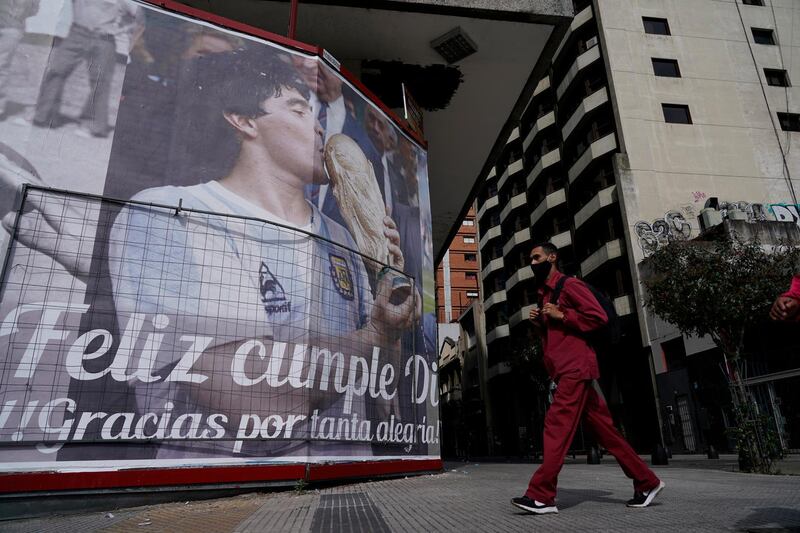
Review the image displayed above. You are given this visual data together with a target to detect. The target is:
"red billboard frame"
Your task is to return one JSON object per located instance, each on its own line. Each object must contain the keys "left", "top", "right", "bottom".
{"left": 0, "top": 0, "right": 440, "bottom": 495}
{"left": 0, "top": 459, "right": 443, "bottom": 494}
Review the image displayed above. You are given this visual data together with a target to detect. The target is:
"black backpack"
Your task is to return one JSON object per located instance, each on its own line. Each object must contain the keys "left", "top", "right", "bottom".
{"left": 550, "top": 275, "right": 622, "bottom": 353}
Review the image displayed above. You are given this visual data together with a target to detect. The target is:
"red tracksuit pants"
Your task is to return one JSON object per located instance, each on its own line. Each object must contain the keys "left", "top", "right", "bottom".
{"left": 526, "top": 373, "right": 660, "bottom": 505}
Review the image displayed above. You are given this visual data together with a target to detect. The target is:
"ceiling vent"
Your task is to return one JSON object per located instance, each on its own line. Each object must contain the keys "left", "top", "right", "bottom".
{"left": 431, "top": 27, "right": 478, "bottom": 64}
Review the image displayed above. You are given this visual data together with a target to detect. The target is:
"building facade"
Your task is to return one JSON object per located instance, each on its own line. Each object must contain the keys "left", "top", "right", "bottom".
{"left": 464, "top": 0, "right": 800, "bottom": 457}
{"left": 437, "top": 206, "right": 480, "bottom": 323}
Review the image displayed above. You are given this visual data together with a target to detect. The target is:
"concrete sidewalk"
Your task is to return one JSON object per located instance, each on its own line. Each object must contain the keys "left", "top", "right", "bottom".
{"left": 2, "top": 458, "right": 800, "bottom": 532}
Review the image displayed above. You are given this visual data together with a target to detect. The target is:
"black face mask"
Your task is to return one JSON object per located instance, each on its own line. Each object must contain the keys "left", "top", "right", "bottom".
{"left": 531, "top": 261, "right": 552, "bottom": 284}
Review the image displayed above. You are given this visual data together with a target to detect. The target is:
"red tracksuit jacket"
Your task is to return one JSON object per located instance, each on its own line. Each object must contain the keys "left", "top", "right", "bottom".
{"left": 783, "top": 274, "right": 800, "bottom": 300}
{"left": 537, "top": 271, "right": 608, "bottom": 380}
{"left": 782, "top": 274, "right": 800, "bottom": 321}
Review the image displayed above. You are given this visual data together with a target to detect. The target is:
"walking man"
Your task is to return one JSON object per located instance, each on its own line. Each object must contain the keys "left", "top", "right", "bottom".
{"left": 511, "top": 242, "right": 664, "bottom": 515}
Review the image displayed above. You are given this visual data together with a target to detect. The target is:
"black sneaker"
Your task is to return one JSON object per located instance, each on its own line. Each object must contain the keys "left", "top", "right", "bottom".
{"left": 511, "top": 496, "right": 558, "bottom": 514}
{"left": 626, "top": 481, "right": 665, "bottom": 508}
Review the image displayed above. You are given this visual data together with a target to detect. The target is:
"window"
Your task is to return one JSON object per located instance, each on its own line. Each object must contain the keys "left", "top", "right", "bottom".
{"left": 652, "top": 58, "right": 681, "bottom": 77}
{"left": 465, "top": 272, "right": 478, "bottom": 280}
{"left": 742, "top": 0, "right": 764, "bottom": 5}
{"left": 778, "top": 113, "right": 800, "bottom": 132}
{"left": 462, "top": 219, "right": 475, "bottom": 226}
{"left": 463, "top": 236, "right": 476, "bottom": 244}
{"left": 662, "top": 104, "right": 692, "bottom": 124}
{"left": 765, "top": 68, "right": 791, "bottom": 87}
{"left": 464, "top": 253, "right": 477, "bottom": 262}
{"left": 466, "top": 291, "right": 479, "bottom": 298}
{"left": 643, "top": 17, "right": 670, "bottom": 35}
{"left": 752, "top": 28, "right": 775, "bottom": 45}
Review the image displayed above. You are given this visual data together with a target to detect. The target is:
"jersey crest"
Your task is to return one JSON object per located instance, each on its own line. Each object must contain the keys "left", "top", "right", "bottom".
{"left": 329, "top": 254, "right": 354, "bottom": 301}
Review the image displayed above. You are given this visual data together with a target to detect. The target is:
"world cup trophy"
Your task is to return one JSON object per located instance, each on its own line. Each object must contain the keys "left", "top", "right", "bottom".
{"left": 323, "top": 133, "right": 412, "bottom": 304}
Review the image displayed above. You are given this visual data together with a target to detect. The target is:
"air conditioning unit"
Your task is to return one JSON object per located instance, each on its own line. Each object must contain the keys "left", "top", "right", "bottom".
{"left": 699, "top": 207, "right": 723, "bottom": 231}
{"left": 586, "top": 36, "right": 599, "bottom": 50}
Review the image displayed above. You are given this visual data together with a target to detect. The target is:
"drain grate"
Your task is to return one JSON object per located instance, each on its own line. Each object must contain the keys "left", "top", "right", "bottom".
{"left": 310, "top": 493, "right": 391, "bottom": 533}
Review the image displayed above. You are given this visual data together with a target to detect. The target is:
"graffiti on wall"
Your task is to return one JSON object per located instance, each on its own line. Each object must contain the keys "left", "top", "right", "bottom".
{"left": 769, "top": 204, "right": 800, "bottom": 227}
{"left": 634, "top": 208, "right": 693, "bottom": 257}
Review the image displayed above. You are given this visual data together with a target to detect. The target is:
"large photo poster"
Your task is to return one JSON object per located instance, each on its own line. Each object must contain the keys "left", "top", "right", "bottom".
{"left": 0, "top": 0, "right": 438, "bottom": 471}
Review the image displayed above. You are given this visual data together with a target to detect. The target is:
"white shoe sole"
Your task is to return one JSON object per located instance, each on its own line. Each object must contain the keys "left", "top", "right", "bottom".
{"left": 511, "top": 499, "right": 559, "bottom": 514}
{"left": 628, "top": 481, "right": 665, "bottom": 508}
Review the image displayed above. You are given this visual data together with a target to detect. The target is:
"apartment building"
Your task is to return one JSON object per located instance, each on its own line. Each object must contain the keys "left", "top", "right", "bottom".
{"left": 469, "top": 0, "right": 800, "bottom": 457}
{"left": 437, "top": 207, "right": 480, "bottom": 323}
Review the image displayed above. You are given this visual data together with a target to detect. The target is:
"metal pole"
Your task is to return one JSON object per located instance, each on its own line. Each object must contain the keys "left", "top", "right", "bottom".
{"left": 288, "top": 0, "right": 299, "bottom": 39}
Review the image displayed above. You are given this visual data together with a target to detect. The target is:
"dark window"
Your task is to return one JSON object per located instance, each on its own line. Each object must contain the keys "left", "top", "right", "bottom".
{"left": 742, "top": 0, "right": 764, "bottom": 5}
{"left": 752, "top": 28, "right": 776, "bottom": 45}
{"left": 464, "top": 253, "right": 477, "bottom": 262}
{"left": 465, "top": 272, "right": 478, "bottom": 280}
{"left": 662, "top": 104, "right": 692, "bottom": 124}
{"left": 652, "top": 58, "right": 681, "bottom": 77}
{"left": 778, "top": 113, "right": 800, "bottom": 132}
{"left": 643, "top": 17, "right": 670, "bottom": 35}
{"left": 765, "top": 68, "right": 791, "bottom": 87}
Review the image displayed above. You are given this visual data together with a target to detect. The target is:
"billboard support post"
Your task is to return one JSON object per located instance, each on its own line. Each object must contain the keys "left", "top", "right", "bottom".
{"left": 289, "top": 0, "right": 299, "bottom": 39}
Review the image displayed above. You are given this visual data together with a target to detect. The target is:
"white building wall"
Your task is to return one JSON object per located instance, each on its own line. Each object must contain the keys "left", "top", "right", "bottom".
{"left": 598, "top": 0, "right": 800, "bottom": 260}
{"left": 595, "top": 0, "right": 800, "bottom": 353}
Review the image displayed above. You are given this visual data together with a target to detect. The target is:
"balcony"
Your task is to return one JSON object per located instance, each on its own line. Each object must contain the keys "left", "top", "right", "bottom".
{"left": 510, "top": 303, "right": 537, "bottom": 328}
{"left": 479, "top": 225, "right": 502, "bottom": 249}
{"left": 487, "top": 361, "right": 512, "bottom": 380}
{"left": 477, "top": 195, "right": 499, "bottom": 220}
{"left": 556, "top": 44, "right": 601, "bottom": 100}
{"left": 553, "top": 4, "right": 594, "bottom": 61}
{"left": 484, "top": 289, "right": 507, "bottom": 310}
{"left": 574, "top": 185, "right": 616, "bottom": 229}
{"left": 506, "top": 263, "right": 534, "bottom": 291}
{"left": 500, "top": 191, "right": 528, "bottom": 222}
{"left": 568, "top": 133, "right": 616, "bottom": 183}
{"left": 551, "top": 229, "right": 572, "bottom": 250}
{"left": 502, "top": 227, "right": 532, "bottom": 256}
{"left": 530, "top": 188, "right": 567, "bottom": 227}
{"left": 562, "top": 87, "right": 609, "bottom": 141}
{"left": 498, "top": 158, "right": 524, "bottom": 191}
{"left": 507, "top": 126, "right": 520, "bottom": 144}
{"left": 581, "top": 238, "right": 623, "bottom": 277}
{"left": 487, "top": 323, "right": 510, "bottom": 344}
{"left": 522, "top": 110, "right": 556, "bottom": 152}
{"left": 481, "top": 257, "right": 504, "bottom": 279}
{"left": 522, "top": 77, "right": 552, "bottom": 117}
{"left": 613, "top": 295, "right": 635, "bottom": 317}
{"left": 526, "top": 148, "right": 561, "bottom": 189}
{"left": 533, "top": 76, "right": 550, "bottom": 97}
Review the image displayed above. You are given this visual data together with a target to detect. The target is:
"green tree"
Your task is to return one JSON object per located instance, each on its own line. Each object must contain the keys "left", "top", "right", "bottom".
{"left": 642, "top": 237, "right": 799, "bottom": 473}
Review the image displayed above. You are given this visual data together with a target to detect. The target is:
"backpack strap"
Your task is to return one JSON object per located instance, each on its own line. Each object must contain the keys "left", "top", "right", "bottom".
{"left": 549, "top": 275, "right": 570, "bottom": 305}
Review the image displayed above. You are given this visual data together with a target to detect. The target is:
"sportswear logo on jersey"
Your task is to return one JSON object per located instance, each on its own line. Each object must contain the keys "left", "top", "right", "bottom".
{"left": 259, "top": 262, "right": 291, "bottom": 314}
{"left": 329, "top": 254, "right": 354, "bottom": 301}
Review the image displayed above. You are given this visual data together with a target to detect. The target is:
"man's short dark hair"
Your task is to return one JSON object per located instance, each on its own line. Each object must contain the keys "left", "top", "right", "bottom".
{"left": 196, "top": 47, "right": 310, "bottom": 117}
{"left": 172, "top": 46, "right": 311, "bottom": 181}
{"left": 532, "top": 242, "right": 558, "bottom": 256}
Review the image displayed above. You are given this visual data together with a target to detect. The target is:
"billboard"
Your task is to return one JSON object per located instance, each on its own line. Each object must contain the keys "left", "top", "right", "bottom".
{"left": 0, "top": 0, "right": 438, "bottom": 480}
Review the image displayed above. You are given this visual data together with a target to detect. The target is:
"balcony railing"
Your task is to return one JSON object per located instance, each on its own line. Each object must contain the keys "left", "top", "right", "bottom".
{"left": 530, "top": 188, "right": 567, "bottom": 227}
{"left": 574, "top": 184, "right": 616, "bottom": 229}
{"left": 568, "top": 133, "right": 616, "bottom": 183}
{"left": 580, "top": 238, "right": 623, "bottom": 277}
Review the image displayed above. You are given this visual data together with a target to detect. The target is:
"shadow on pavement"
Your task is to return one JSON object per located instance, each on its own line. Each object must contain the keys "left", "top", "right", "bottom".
{"left": 553, "top": 488, "right": 627, "bottom": 510}
{"left": 735, "top": 507, "right": 800, "bottom": 532}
